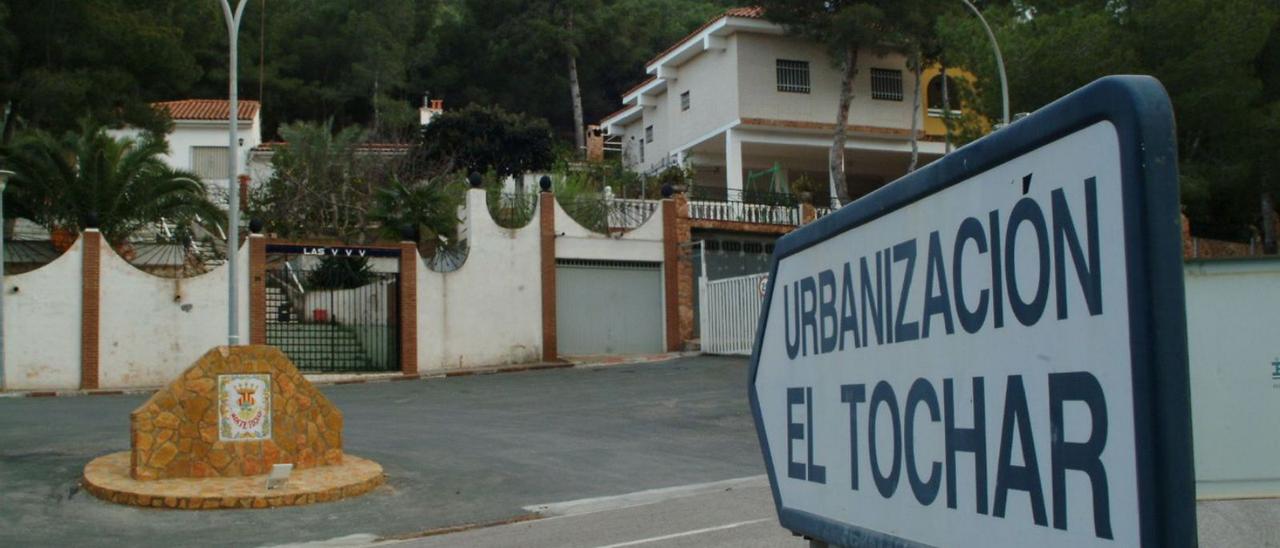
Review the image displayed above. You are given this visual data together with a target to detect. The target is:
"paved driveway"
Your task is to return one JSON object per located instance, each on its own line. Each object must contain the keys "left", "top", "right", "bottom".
{"left": 0, "top": 356, "right": 765, "bottom": 547}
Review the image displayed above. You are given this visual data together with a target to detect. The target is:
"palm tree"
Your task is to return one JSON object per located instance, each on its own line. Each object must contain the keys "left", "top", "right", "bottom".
{"left": 370, "top": 175, "right": 464, "bottom": 246}
{"left": 2, "top": 122, "right": 224, "bottom": 248}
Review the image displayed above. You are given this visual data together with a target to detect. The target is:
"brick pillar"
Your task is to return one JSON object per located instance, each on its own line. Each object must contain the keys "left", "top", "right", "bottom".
{"left": 248, "top": 235, "right": 267, "bottom": 345}
{"left": 81, "top": 230, "right": 101, "bottom": 390}
{"left": 674, "top": 193, "right": 694, "bottom": 347}
{"left": 399, "top": 241, "right": 418, "bottom": 375}
{"left": 662, "top": 199, "right": 680, "bottom": 351}
{"left": 663, "top": 194, "right": 695, "bottom": 351}
{"left": 540, "top": 192, "right": 558, "bottom": 361}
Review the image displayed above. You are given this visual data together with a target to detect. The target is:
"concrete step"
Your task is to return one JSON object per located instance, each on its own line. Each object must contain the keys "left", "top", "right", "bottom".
{"left": 287, "top": 359, "right": 378, "bottom": 371}
{"left": 267, "top": 342, "right": 366, "bottom": 353}
{"left": 266, "top": 323, "right": 371, "bottom": 332}
{"left": 264, "top": 322, "right": 391, "bottom": 372}
{"left": 267, "top": 333, "right": 368, "bottom": 343}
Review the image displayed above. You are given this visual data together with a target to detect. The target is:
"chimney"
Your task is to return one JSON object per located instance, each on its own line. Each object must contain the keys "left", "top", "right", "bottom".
{"left": 586, "top": 124, "right": 604, "bottom": 162}
{"left": 420, "top": 96, "right": 445, "bottom": 126}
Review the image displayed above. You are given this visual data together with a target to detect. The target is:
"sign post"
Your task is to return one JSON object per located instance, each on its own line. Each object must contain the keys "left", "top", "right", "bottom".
{"left": 750, "top": 76, "right": 1194, "bottom": 547}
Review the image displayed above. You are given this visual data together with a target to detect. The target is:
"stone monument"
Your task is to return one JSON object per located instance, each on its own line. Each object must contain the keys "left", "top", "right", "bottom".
{"left": 83, "top": 345, "right": 384, "bottom": 509}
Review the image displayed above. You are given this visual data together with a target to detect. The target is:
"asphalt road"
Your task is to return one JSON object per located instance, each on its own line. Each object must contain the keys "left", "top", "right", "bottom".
{"left": 0, "top": 355, "right": 766, "bottom": 547}
{"left": 382, "top": 475, "right": 802, "bottom": 548}
{"left": 4, "top": 354, "right": 1279, "bottom": 547}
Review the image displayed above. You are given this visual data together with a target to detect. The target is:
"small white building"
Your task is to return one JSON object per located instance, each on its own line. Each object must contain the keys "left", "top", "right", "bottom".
{"left": 599, "top": 7, "right": 957, "bottom": 205}
{"left": 105, "top": 99, "right": 262, "bottom": 204}
{"left": 150, "top": 99, "right": 263, "bottom": 193}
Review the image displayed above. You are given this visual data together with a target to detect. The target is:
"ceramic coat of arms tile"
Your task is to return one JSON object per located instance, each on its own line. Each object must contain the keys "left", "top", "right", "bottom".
{"left": 218, "top": 374, "right": 272, "bottom": 441}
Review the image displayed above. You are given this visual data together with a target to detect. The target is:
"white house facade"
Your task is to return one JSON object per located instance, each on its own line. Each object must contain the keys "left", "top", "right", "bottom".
{"left": 150, "top": 99, "right": 262, "bottom": 193}
{"left": 599, "top": 7, "right": 954, "bottom": 206}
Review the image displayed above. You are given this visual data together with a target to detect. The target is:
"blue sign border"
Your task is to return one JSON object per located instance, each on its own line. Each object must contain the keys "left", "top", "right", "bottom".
{"left": 748, "top": 75, "right": 1194, "bottom": 547}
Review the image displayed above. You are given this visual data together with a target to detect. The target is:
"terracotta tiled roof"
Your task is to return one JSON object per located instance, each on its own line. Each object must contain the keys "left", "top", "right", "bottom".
{"left": 621, "top": 76, "right": 658, "bottom": 99}
{"left": 250, "top": 141, "right": 412, "bottom": 153}
{"left": 153, "top": 99, "right": 260, "bottom": 121}
{"left": 599, "top": 103, "right": 643, "bottom": 126}
{"left": 725, "top": 6, "right": 765, "bottom": 18}
{"left": 645, "top": 6, "right": 767, "bottom": 68}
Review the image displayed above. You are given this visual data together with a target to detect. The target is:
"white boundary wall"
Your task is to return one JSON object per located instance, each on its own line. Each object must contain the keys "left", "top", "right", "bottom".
{"left": 1, "top": 191, "right": 662, "bottom": 387}
{"left": 97, "top": 242, "right": 249, "bottom": 388}
{"left": 552, "top": 196, "right": 664, "bottom": 262}
{"left": 1185, "top": 258, "right": 1280, "bottom": 499}
{"left": 416, "top": 189, "right": 543, "bottom": 370}
{"left": 2, "top": 237, "right": 249, "bottom": 390}
{"left": 3, "top": 237, "right": 84, "bottom": 390}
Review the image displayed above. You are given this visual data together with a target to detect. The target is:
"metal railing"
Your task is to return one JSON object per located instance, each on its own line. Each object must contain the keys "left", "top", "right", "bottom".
{"left": 424, "top": 241, "right": 468, "bottom": 273}
{"left": 688, "top": 185, "right": 801, "bottom": 206}
{"left": 487, "top": 191, "right": 537, "bottom": 229}
{"left": 265, "top": 267, "right": 399, "bottom": 373}
{"left": 687, "top": 185, "right": 804, "bottom": 225}
{"left": 559, "top": 195, "right": 658, "bottom": 234}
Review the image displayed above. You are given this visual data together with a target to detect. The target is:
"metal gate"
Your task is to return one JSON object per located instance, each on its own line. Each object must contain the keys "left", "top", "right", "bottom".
{"left": 266, "top": 264, "right": 400, "bottom": 372}
{"left": 556, "top": 259, "right": 664, "bottom": 355}
{"left": 699, "top": 272, "right": 768, "bottom": 355}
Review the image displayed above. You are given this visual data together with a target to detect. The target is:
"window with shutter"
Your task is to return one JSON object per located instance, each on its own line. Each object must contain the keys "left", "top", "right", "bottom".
{"left": 192, "top": 147, "right": 230, "bottom": 179}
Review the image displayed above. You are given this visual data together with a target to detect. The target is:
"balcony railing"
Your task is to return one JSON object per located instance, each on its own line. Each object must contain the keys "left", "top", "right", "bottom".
{"left": 687, "top": 185, "right": 833, "bottom": 226}
{"left": 559, "top": 195, "right": 659, "bottom": 233}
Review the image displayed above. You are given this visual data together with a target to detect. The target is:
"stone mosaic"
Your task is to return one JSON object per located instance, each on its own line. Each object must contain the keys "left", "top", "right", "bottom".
{"left": 218, "top": 374, "right": 271, "bottom": 441}
{"left": 84, "top": 451, "right": 383, "bottom": 509}
{"left": 129, "top": 345, "right": 344, "bottom": 481}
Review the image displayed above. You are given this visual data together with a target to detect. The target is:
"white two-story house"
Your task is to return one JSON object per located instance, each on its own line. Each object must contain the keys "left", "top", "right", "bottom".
{"left": 599, "top": 7, "right": 961, "bottom": 209}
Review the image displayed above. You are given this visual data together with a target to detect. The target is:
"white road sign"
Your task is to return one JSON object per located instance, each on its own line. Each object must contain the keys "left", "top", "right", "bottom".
{"left": 749, "top": 76, "right": 1194, "bottom": 548}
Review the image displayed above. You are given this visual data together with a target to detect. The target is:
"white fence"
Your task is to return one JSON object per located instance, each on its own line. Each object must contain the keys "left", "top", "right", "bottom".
{"left": 699, "top": 272, "right": 768, "bottom": 355}
{"left": 688, "top": 200, "right": 800, "bottom": 226}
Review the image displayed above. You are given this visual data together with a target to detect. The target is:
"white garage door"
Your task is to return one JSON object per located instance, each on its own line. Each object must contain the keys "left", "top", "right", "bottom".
{"left": 556, "top": 259, "right": 664, "bottom": 355}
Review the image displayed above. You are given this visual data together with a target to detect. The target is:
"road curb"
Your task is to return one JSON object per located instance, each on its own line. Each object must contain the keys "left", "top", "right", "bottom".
{"left": 566, "top": 351, "right": 699, "bottom": 368}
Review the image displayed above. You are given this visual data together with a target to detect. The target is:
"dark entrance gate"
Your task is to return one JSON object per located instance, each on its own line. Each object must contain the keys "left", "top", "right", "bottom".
{"left": 265, "top": 243, "right": 401, "bottom": 373}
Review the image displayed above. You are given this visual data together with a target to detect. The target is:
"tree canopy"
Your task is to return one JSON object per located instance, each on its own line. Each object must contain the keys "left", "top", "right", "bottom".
{"left": 1, "top": 0, "right": 1277, "bottom": 241}
{"left": 0, "top": 0, "right": 735, "bottom": 144}
{"left": 1, "top": 122, "right": 224, "bottom": 244}
{"left": 417, "top": 103, "right": 555, "bottom": 178}
{"left": 937, "top": 0, "right": 1280, "bottom": 241}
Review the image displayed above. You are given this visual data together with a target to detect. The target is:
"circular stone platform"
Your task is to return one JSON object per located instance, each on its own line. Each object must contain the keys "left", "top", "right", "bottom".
{"left": 82, "top": 452, "right": 384, "bottom": 510}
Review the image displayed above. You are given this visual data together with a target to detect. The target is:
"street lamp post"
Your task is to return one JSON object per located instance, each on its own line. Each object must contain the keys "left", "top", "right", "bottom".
{"left": 0, "top": 169, "right": 13, "bottom": 390}
{"left": 960, "top": 0, "right": 1010, "bottom": 127}
{"left": 219, "top": 0, "right": 250, "bottom": 346}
